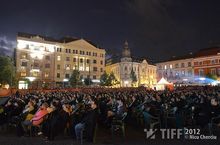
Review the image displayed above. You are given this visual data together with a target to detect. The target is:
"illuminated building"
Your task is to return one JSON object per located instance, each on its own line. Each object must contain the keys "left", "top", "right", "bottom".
{"left": 156, "top": 55, "right": 194, "bottom": 84}
{"left": 16, "top": 32, "right": 105, "bottom": 88}
{"left": 106, "top": 41, "right": 157, "bottom": 87}
{"left": 156, "top": 47, "right": 220, "bottom": 84}
{"left": 193, "top": 47, "right": 220, "bottom": 78}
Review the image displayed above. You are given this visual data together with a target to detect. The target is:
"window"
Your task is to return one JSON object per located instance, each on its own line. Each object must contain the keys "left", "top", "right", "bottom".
{"left": 93, "top": 67, "right": 97, "bottom": 71}
{"left": 66, "top": 57, "right": 70, "bottom": 61}
{"left": 73, "top": 58, "right": 77, "bottom": 62}
{"left": 100, "top": 60, "right": 103, "bottom": 65}
{"left": 65, "top": 64, "right": 71, "bottom": 70}
{"left": 45, "top": 72, "right": 49, "bottom": 78}
{"left": 57, "top": 73, "right": 60, "bottom": 78}
{"left": 181, "top": 63, "right": 185, "bottom": 68}
{"left": 80, "top": 58, "right": 83, "bottom": 63}
{"left": 211, "top": 68, "right": 216, "bottom": 75}
{"left": 174, "top": 64, "right": 178, "bottom": 68}
{"left": 20, "top": 72, "right": 26, "bottom": 77}
{"left": 199, "top": 62, "right": 202, "bottom": 66}
{"left": 164, "top": 65, "right": 167, "bottom": 70}
{"left": 69, "top": 49, "right": 71, "bottom": 53}
{"left": 80, "top": 51, "right": 85, "bottom": 55}
{"left": 169, "top": 64, "right": 172, "bottom": 69}
{"left": 56, "top": 47, "right": 61, "bottom": 52}
{"left": 21, "top": 61, "right": 27, "bottom": 67}
{"left": 33, "top": 62, "right": 39, "bottom": 68}
{"left": 100, "top": 68, "right": 103, "bottom": 72}
{"left": 218, "top": 68, "right": 220, "bottom": 76}
{"left": 57, "top": 64, "right": 60, "bottom": 70}
{"left": 21, "top": 53, "right": 27, "bottom": 59}
{"left": 188, "top": 62, "right": 191, "bottom": 67}
{"left": 125, "top": 66, "right": 127, "bottom": 71}
{"left": 199, "top": 69, "right": 204, "bottom": 76}
{"left": 93, "top": 75, "right": 96, "bottom": 79}
{"left": 65, "top": 49, "right": 68, "bottom": 53}
{"left": 87, "top": 59, "right": 90, "bottom": 63}
{"left": 45, "top": 64, "right": 50, "bottom": 68}
{"left": 65, "top": 74, "right": 70, "bottom": 78}
{"left": 73, "top": 50, "right": 76, "bottom": 54}
{"left": 57, "top": 56, "right": 61, "bottom": 61}
{"left": 211, "top": 60, "right": 215, "bottom": 64}
{"left": 45, "top": 56, "right": 50, "bottom": 60}
{"left": 93, "top": 60, "right": 97, "bottom": 64}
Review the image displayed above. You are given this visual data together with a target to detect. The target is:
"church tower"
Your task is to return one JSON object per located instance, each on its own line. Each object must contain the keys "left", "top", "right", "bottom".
{"left": 121, "top": 41, "right": 132, "bottom": 62}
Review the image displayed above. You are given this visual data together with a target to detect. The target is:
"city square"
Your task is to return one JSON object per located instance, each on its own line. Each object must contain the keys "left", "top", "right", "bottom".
{"left": 0, "top": 0, "right": 220, "bottom": 145}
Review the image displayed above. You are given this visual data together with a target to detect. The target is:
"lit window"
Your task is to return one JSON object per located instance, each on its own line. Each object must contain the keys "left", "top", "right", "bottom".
{"left": 57, "top": 56, "right": 61, "bottom": 61}
{"left": 45, "top": 72, "right": 49, "bottom": 78}
{"left": 164, "top": 65, "right": 167, "bottom": 70}
{"left": 20, "top": 72, "right": 26, "bottom": 77}
{"left": 65, "top": 64, "right": 71, "bottom": 70}
{"left": 169, "top": 64, "right": 172, "bottom": 69}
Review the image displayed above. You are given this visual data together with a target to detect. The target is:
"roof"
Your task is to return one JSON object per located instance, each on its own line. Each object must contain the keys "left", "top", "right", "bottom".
{"left": 194, "top": 47, "right": 220, "bottom": 57}
{"left": 156, "top": 53, "right": 194, "bottom": 63}
{"left": 157, "top": 77, "right": 171, "bottom": 85}
{"left": 17, "top": 32, "right": 99, "bottom": 48}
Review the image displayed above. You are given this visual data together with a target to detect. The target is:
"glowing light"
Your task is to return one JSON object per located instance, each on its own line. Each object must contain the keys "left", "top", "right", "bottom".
{"left": 63, "top": 79, "right": 69, "bottom": 82}
{"left": 17, "top": 40, "right": 27, "bottom": 49}
{"left": 199, "top": 77, "right": 206, "bottom": 81}
{"left": 26, "top": 77, "right": 36, "bottom": 82}
{"left": 183, "top": 78, "right": 188, "bottom": 81}
{"left": 124, "top": 81, "right": 129, "bottom": 85}
{"left": 92, "top": 79, "right": 100, "bottom": 83}
{"left": 30, "top": 69, "right": 40, "bottom": 72}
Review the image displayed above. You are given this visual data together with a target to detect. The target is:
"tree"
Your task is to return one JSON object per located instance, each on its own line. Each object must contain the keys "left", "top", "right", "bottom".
{"left": 84, "top": 77, "right": 93, "bottom": 86}
{"left": 100, "top": 71, "right": 109, "bottom": 86}
{"left": 130, "top": 68, "right": 137, "bottom": 86}
{"left": 109, "top": 72, "right": 119, "bottom": 86}
{"left": 206, "top": 73, "right": 218, "bottom": 80}
{"left": 69, "top": 70, "right": 82, "bottom": 87}
{"left": 0, "top": 56, "right": 16, "bottom": 87}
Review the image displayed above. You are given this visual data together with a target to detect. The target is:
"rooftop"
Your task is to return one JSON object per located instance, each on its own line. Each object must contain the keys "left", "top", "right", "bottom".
{"left": 17, "top": 32, "right": 99, "bottom": 48}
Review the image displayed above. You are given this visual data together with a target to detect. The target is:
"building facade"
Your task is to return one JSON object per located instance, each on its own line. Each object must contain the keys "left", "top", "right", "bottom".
{"left": 16, "top": 32, "right": 105, "bottom": 89}
{"left": 156, "top": 47, "right": 220, "bottom": 84}
{"left": 193, "top": 48, "right": 220, "bottom": 78}
{"left": 106, "top": 41, "right": 157, "bottom": 87}
{"left": 156, "top": 57, "right": 194, "bottom": 83}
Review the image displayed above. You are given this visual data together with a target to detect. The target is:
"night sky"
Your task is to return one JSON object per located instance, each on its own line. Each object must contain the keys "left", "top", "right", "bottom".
{"left": 0, "top": 0, "right": 220, "bottom": 62}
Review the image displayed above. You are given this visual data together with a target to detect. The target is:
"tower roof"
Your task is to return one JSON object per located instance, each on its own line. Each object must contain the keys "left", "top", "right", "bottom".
{"left": 122, "top": 40, "right": 131, "bottom": 58}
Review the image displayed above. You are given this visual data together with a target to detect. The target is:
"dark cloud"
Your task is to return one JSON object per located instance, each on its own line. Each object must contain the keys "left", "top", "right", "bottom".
{"left": 0, "top": 36, "right": 16, "bottom": 56}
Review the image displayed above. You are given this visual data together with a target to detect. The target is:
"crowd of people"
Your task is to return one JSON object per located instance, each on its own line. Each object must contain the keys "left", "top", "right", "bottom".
{"left": 0, "top": 86, "right": 220, "bottom": 142}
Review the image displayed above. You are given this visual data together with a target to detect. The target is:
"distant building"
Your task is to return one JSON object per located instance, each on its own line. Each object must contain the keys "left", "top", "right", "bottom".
{"left": 156, "top": 55, "right": 194, "bottom": 84}
{"left": 156, "top": 47, "right": 220, "bottom": 84}
{"left": 193, "top": 47, "right": 220, "bottom": 77}
{"left": 16, "top": 32, "right": 105, "bottom": 89}
{"left": 106, "top": 41, "right": 157, "bottom": 87}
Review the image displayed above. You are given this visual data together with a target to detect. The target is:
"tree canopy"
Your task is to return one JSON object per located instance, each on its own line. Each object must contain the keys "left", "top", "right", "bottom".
{"left": 0, "top": 56, "right": 15, "bottom": 87}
